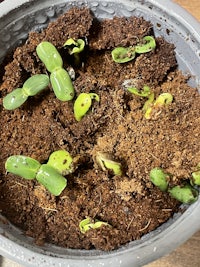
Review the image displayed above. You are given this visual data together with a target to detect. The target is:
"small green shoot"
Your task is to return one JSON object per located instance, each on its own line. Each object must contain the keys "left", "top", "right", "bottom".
{"left": 3, "top": 74, "right": 49, "bottom": 110}
{"left": 127, "top": 85, "right": 151, "bottom": 97}
{"left": 4, "top": 150, "right": 76, "bottom": 196}
{"left": 144, "top": 93, "right": 173, "bottom": 119}
{"left": 168, "top": 184, "right": 198, "bottom": 204}
{"left": 150, "top": 167, "right": 169, "bottom": 192}
{"left": 63, "top": 38, "right": 85, "bottom": 66}
{"left": 36, "top": 41, "right": 74, "bottom": 101}
{"left": 96, "top": 152, "right": 122, "bottom": 176}
{"left": 111, "top": 36, "right": 156, "bottom": 63}
{"left": 79, "top": 217, "right": 110, "bottom": 234}
{"left": 74, "top": 92, "right": 99, "bottom": 121}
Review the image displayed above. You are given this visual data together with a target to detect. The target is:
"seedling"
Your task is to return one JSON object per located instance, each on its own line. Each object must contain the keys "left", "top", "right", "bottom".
{"left": 150, "top": 167, "right": 169, "bottom": 192}
{"left": 135, "top": 36, "right": 156, "bottom": 54}
{"left": 36, "top": 41, "right": 74, "bottom": 101}
{"left": 111, "top": 36, "right": 156, "bottom": 63}
{"left": 63, "top": 38, "right": 85, "bottom": 66}
{"left": 3, "top": 74, "right": 49, "bottom": 110}
{"left": 168, "top": 184, "right": 198, "bottom": 204}
{"left": 144, "top": 93, "right": 173, "bottom": 119}
{"left": 96, "top": 152, "right": 122, "bottom": 176}
{"left": 127, "top": 85, "right": 151, "bottom": 97}
{"left": 79, "top": 217, "right": 110, "bottom": 234}
{"left": 150, "top": 167, "right": 199, "bottom": 204}
{"left": 5, "top": 150, "right": 75, "bottom": 196}
{"left": 74, "top": 92, "right": 99, "bottom": 121}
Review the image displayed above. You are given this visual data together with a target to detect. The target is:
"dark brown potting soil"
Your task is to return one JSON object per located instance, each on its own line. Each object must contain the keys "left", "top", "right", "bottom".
{"left": 0, "top": 7, "right": 200, "bottom": 251}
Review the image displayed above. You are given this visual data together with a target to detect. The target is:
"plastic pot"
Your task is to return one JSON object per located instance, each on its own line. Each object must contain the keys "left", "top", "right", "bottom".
{"left": 0, "top": 0, "right": 200, "bottom": 266}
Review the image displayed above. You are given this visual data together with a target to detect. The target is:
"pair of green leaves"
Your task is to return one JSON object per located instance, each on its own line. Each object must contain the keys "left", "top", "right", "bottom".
{"left": 5, "top": 150, "right": 74, "bottom": 196}
{"left": 36, "top": 41, "right": 75, "bottom": 101}
{"left": 3, "top": 74, "right": 49, "bottom": 110}
{"left": 112, "top": 36, "right": 156, "bottom": 63}
{"left": 150, "top": 167, "right": 199, "bottom": 204}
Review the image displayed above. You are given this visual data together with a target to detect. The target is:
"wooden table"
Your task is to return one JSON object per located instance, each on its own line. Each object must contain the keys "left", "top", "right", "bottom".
{"left": 146, "top": 1, "right": 200, "bottom": 267}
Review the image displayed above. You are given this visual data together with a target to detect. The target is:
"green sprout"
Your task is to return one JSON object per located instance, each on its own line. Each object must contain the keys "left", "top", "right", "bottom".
{"left": 168, "top": 184, "right": 198, "bottom": 204}
{"left": 111, "top": 36, "right": 156, "bottom": 63}
{"left": 127, "top": 85, "right": 151, "bottom": 97}
{"left": 79, "top": 217, "right": 110, "bottom": 234}
{"left": 96, "top": 152, "right": 122, "bottom": 176}
{"left": 150, "top": 167, "right": 169, "bottom": 192}
{"left": 63, "top": 38, "right": 85, "bottom": 66}
{"left": 144, "top": 93, "right": 173, "bottom": 119}
{"left": 3, "top": 74, "right": 49, "bottom": 110}
{"left": 135, "top": 36, "right": 156, "bottom": 54}
{"left": 5, "top": 155, "right": 41, "bottom": 180}
{"left": 150, "top": 167, "right": 199, "bottom": 204}
{"left": 4, "top": 150, "right": 76, "bottom": 196}
{"left": 74, "top": 92, "right": 100, "bottom": 121}
{"left": 36, "top": 41, "right": 74, "bottom": 101}
{"left": 47, "top": 150, "right": 74, "bottom": 175}
{"left": 111, "top": 47, "right": 136, "bottom": 63}
{"left": 36, "top": 164, "right": 67, "bottom": 196}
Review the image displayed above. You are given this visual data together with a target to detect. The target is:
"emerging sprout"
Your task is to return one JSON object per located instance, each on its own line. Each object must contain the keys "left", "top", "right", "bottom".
{"left": 127, "top": 85, "right": 151, "bottom": 97}
{"left": 5, "top": 155, "right": 41, "bottom": 180}
{"left": 63, "top": 38, "right": 85, "bottom": 66}
{"left": 144, "top": 92, "right": 173, "bottom": 119}
{"left": 111, "top": 47, "right": 136, "bottom": 63}
{"left": 63, "top": 38, "right": 85, "bottom": 55}
{"left": 47, "top": 150, "right": 74, "bottom": 175}
{"left": 74, "top": 92, "right": 99, "bottom": 121}
{"left": 36, "top": 164, "right": 67, "bottom": 196}
{"left": 79, "top": 217, "right": 110, "bottom": 234}
{"left": 135, "top": 36, "right": 156, "bottom": 54}
{"left": 3, "top": 74, "right": 49, "bottom": 110}
{"left": 112, "top": 36, "right": 156, "bottom": 63}
{"left": 150, "top": 167, "right": 169, "bottom": 192}
{"left": 168, "top": 184, "right": 198, "bottom": 204}
{"left": 36, "top": 41, "right": 74, "bottom": 101}
{"left": 96, "top": 152, "right": 122, "bottom": 176}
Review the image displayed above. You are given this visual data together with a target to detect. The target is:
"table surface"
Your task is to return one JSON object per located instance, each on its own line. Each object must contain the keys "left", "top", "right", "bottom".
{"left": 0, "top": 0, "right": 200, "bottom": 267}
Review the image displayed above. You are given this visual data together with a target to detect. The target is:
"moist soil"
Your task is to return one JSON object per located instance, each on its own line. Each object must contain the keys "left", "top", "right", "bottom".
{"left": 0, "top": 7, "right": 200, "bottom": 251}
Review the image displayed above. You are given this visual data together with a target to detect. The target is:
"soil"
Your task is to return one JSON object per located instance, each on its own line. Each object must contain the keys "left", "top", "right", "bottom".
{"left": 0, "top": 7, "right": 200, "bottom": 251}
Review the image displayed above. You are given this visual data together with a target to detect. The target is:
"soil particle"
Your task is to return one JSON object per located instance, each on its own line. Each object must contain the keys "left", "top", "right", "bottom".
{"left": 0, "top": 7, "right": 199, "bottom": 251}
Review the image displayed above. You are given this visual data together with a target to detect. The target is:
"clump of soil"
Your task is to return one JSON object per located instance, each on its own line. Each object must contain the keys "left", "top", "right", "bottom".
{"left": 0, "top": 7, "right": 200, "bottom": 251}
